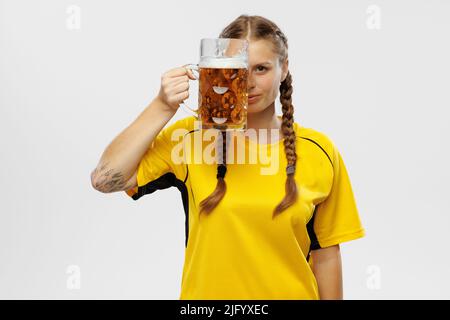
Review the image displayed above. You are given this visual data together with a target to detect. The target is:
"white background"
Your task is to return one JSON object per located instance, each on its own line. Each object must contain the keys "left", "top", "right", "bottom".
{"left": 1, "top": 0, "right": 449, "bottom": 299}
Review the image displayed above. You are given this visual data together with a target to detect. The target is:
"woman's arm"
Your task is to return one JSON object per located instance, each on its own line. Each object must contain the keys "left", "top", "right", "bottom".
{"left": 90, "top": 66, "right": 196, "bottom": 193}
{"left": 90, "top": 96, "right": 177, "bottom": 193}
{"left": 310, "top": 244, "right": 343, "bottom": 300}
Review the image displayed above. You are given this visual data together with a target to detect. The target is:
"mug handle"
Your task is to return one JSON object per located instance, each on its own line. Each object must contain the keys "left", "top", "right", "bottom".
{"left": 181, "top": 63, "right": 200, "bottom": 118}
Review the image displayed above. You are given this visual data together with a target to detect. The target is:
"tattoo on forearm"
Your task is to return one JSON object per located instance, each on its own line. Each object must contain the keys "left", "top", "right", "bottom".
{"left": 91, "top": 161, "right": 134, "bottom": 192}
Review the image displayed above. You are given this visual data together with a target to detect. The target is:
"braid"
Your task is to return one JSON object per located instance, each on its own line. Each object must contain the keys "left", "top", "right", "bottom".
{"left": 199, "top": 130, "right": 228, "bottom": 215}
{"left": 273, "top": 71, "right": 299, "bottom": 218}
{"left": 201, "top": 15, "right": 299, "bottom": 217}
{"left": 275, "top": 29, "right": 287, "bottom": 46}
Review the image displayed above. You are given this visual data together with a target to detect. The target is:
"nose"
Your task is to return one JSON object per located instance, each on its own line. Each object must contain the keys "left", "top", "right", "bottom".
{"left": 247, "top": 72, "right": 255, "bottom": 91}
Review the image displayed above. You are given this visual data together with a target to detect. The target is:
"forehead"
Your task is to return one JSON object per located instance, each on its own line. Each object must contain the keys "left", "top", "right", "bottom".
{"left": 247, "top": 39, "right": 278, "bottom": 66}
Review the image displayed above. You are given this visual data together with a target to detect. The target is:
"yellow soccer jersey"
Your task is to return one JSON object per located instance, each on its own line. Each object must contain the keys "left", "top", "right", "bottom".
{"left": 125, "top": 115, "right": 365, "bottom": 300}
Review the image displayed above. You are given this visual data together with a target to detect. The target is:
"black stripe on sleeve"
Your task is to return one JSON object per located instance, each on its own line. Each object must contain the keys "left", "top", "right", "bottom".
{"left": 132, "top": 172, "right": 190, "bottom": 248}
{"left": 306, "top": 206, "right": 321, "bottom": 262}
{"left": 299, "top": 136, "right": 333, "bottom": 170}
{"left": 300, "top": 135, "right": 334, "bottom": 261}
{"left": 130, "top": 128, "right": 201, "bottom": 248}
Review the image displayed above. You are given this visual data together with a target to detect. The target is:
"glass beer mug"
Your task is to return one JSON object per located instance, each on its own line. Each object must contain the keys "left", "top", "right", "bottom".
{"left": 182, "top": 38, "right": 249, "bottom": 131}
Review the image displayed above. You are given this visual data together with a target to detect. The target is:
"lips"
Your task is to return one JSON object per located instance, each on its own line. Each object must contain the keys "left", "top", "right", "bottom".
{"left": 248, "top": 95, "right": 261, "bottom": 103}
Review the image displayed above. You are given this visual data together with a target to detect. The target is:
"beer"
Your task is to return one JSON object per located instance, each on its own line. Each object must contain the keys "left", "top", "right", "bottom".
{"left": 197, "top": 58, "right": 248, "bottom": 130}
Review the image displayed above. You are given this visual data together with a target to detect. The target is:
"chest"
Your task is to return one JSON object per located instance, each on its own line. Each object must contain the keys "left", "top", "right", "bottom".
{"left": 185, "top": 141, "right": 333, "bottom": 225}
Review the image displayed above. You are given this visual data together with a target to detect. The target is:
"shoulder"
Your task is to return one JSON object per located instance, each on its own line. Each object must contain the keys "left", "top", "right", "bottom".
{"left": 294, "top": 122, "right": 337, "bottom": 166}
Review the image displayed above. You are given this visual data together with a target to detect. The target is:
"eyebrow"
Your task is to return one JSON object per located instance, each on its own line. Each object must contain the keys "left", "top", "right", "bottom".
{"left": 252, "top": 61, "right": 272, "bottom": 67}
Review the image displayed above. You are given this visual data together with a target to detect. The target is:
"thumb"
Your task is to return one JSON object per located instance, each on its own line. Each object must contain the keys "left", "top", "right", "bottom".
{"left": 184, "top": 66, "right": 198, "bottom": 80}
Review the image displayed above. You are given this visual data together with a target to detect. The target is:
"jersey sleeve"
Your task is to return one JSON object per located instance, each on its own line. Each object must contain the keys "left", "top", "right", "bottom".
{"left": 310, "top": 140, "right": 365, "bottom": 249}
{"left": 125, "top": 117, "right": 189, "bottom": 201}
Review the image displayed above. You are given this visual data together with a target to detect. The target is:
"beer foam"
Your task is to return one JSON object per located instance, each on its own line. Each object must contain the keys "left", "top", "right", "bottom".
{"left": 199, "top": 57, "right": 247, "bottom": 69}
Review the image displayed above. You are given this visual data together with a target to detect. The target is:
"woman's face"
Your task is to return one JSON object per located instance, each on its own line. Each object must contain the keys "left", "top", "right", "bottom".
{"left": 246, "top": 39, "right": 288, "bottom": 114}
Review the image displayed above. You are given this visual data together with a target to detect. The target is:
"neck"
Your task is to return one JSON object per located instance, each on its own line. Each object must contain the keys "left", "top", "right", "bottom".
{"left": 245, "top": 102, "right": 283, "bottom": 143}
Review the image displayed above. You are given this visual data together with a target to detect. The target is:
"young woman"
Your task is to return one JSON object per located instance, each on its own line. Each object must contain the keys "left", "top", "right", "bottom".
{"left": 91, "top": 15, "right": 365, "bottom": 300}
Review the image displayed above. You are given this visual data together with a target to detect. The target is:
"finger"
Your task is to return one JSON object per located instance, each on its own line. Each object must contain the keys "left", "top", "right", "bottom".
{"left": 185, "top": 67, "right": 197, "bottom": 80}
{"left": 165, "top": 66, "right": 190, "bottom": 78}
{"left": 173, "top": 90, "right": 189, "bottom": 104}
{"left": 170, "top": 75, "right": 189, "bottom": 85}
{"left": 172, "top": 81, "right": 189, "bottom": 95}
{"left": 181, "top": 64, "right": 198, "bottom": 80}
{"left": 164, "top": 77, "right": 188, "bottom": 91}
{"left": 162, "top": 75, "right": 188, "bottom": 89}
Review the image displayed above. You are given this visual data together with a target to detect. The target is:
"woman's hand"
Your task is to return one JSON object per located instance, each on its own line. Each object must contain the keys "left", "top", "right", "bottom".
{"left": 157, "top": 65, "right": 197, "bottom": 112}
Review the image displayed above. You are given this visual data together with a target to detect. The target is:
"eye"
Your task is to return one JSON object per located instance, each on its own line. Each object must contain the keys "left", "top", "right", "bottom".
{"left": 256, "top": 66, "right": 267, "bottom": 72}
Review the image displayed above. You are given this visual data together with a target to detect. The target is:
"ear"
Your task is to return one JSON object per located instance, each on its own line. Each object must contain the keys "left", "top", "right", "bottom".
{"left": 281, "top": 59, "right": 289, "bottom": 82}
